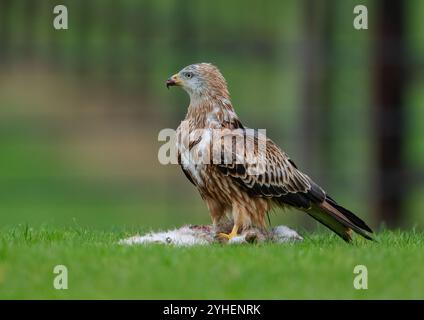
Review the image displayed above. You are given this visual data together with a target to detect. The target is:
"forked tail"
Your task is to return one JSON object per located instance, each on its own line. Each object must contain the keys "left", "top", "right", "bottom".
{"left": 307, "top": 196, "right": 373, "bottom": 242}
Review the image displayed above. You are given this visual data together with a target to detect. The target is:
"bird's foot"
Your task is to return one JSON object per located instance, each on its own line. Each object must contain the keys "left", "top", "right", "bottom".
{"left": 216, "top": 225, "right": 239, "bottom": 242}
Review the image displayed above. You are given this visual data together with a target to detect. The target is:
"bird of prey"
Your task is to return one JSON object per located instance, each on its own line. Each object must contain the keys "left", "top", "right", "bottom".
{"left": 166, "top": 63, "right": 373, "bottom": 242}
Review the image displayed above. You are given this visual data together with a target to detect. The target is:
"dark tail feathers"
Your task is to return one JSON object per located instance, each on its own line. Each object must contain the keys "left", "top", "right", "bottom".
{"left": 307, "top": 195, "right": 373, "bottom": 242}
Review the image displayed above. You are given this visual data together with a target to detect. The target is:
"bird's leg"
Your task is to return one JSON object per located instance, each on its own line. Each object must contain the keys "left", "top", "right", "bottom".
{"left": 217, "top": 224, "right": 239, "bottom": 240}
{"left": 216, "top": 203, "right": 245, "bottom": 241}
{"left": 205, "top": 198, "right": 227, "bottom": 233}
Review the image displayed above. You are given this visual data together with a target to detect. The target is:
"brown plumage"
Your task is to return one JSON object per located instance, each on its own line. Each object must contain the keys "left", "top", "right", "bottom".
{"left": 166, "top": 63, "right": 373, "bottom": 242}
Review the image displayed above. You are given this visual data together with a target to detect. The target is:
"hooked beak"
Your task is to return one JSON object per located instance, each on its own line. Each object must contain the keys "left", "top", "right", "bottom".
{"left": 166, "top": 74, "right": 181, "bottom": 89}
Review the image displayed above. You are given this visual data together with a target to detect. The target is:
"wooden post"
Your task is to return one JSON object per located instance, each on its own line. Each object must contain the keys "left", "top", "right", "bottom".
{"left": 373, "top": 0, "right": 406, "bottom": 227}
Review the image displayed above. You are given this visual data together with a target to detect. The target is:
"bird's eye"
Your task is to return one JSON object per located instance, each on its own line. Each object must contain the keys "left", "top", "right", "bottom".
{"left": 185, "top": 72, "right": 193, "bottom": 79}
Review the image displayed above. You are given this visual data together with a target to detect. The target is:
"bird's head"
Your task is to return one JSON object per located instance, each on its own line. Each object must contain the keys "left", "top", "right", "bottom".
{"left": 166, "top": 63, "right": 229, "bottom": 101}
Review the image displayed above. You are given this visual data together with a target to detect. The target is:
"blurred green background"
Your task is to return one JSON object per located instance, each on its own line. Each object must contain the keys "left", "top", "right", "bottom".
{"left": 0, "top": 0, "right": 423, "bottom": 232}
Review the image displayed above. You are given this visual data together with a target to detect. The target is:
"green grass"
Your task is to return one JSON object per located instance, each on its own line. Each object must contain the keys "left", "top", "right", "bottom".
{"left": 0, "top": 226, "right": 423, "bottom": 299}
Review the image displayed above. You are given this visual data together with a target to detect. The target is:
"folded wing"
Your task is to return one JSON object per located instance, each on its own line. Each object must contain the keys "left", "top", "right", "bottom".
{"left": 215, "top": 129, "right": 373, "bottom": 242}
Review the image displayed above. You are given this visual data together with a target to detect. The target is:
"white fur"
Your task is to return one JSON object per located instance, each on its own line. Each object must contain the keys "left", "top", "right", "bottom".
{"left": 270, "top": 226, "right": 304, "bottom": 242}
{"left": 120, "top": 226, "right": 213, "bottom": 246}
{"left": 120, "top": 225, "right": 303, "bottom": 247}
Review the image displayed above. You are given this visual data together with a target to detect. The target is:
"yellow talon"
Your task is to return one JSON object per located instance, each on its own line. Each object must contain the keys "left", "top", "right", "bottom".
{"left": 217, "top": 225, "right": 239, "bottom": 240}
